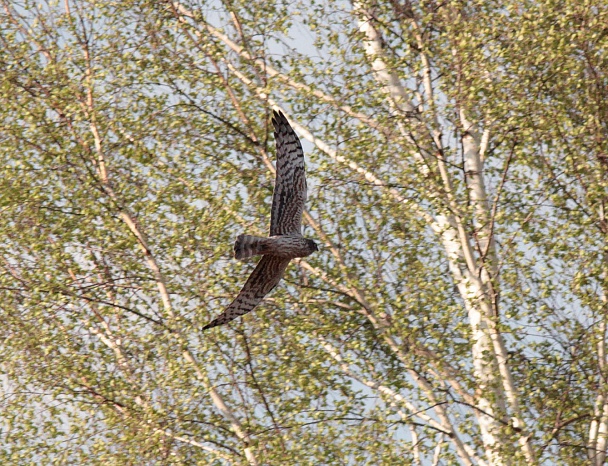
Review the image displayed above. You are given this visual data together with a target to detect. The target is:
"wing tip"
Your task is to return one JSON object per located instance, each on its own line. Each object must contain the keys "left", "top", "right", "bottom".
{"left": 271, "top": 109, "right": 287, "bottom": 130}
{"left": 202, "top": 315, "right": 229, "bottom": 331}
{"left": 202, "top": 320, "right": 218, "bottom": 331}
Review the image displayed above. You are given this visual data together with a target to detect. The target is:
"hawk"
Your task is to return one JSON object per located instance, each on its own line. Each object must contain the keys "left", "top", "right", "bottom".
{"left": 203, "top": 110, "right": 318, "bottom": 330}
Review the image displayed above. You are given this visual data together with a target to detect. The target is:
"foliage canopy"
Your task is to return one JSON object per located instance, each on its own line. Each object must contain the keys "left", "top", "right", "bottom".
{"left": 0, "top": 0, "right": 607, "bottom": 464}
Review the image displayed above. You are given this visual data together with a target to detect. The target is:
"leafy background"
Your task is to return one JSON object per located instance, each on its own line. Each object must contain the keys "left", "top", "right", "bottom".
{"left": 0, "top": 0, "right": 607, "bottom": 464}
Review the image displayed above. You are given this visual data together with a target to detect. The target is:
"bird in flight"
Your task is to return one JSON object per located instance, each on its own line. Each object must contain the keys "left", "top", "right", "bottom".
{"left": 203, "top": 110, "right": 318, "bottom": 330}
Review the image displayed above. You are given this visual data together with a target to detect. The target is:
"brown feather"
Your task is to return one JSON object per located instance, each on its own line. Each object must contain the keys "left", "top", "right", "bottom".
{"left": 202, "top": 256, "right": 290, "bottom": 330}
{"left": 269, "top": 111, "right": 307, "bottom": 236}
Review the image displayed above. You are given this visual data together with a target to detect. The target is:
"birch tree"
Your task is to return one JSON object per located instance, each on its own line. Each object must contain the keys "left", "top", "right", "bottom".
{"left": 0, "top": 0, "right": 606, "bottom": 464}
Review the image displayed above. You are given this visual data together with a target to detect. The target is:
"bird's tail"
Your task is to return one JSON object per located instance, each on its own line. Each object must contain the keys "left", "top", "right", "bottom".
{"left": 234, "top": 234, "right": 270, "bottom": 260}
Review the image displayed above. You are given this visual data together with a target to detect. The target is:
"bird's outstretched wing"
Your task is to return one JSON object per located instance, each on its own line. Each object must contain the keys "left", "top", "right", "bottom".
{"left": 202, "top": 255, "right": 290, "bottom": 330}
{"left": 270, "top": 110, "right": 307, "bottom": 236}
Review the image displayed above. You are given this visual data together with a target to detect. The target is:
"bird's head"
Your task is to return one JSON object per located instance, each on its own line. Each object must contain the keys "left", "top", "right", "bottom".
{"left": 307, "top": 239, "right": 319, "bottom": 254}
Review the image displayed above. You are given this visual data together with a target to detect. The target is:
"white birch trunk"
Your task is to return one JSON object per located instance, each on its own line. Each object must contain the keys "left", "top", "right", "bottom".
{"left": 354, "top": 4, "right": 509, "bottom": 462}
{"left": 589, "top": 294, "right": 608, "bottom": 464}
{"left": 460, "top": 113, "right": 536, "bottom": 463}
